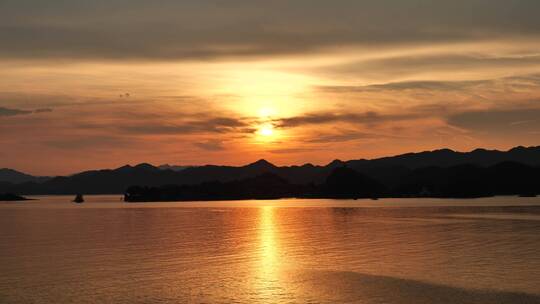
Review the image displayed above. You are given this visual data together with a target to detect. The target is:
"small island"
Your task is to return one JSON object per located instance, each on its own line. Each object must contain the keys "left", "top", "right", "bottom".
{"left": 0, "top": 193, "right": 30, "bottom": 201}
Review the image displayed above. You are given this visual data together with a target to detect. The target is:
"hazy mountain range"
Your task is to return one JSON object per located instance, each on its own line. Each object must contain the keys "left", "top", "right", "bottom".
{"left": 0, "top": 168, "right": 51, "bottom": 184}
{"left": 0, "top": 164, "right": 191, "bottom": 184}
{"left": 1, "top": 146, "right": 539, "bottom": 196}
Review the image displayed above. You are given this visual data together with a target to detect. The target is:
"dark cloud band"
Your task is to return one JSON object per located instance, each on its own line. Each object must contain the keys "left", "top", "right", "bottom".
{"left": 1, "top": 0, "right": 540, "bottom": 60}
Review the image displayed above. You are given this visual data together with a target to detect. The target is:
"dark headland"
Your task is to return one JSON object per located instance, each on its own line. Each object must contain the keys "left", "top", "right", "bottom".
{"left": 1, "top": 146, "right": 539, "bottom": 201}
{"left": 0, "top": 193, "right": 30, "bottom": 201}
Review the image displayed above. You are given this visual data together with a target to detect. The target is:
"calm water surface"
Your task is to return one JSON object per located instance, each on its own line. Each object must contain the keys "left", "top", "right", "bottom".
{"left": 1, "top": 196, "right": 540, "bottom": 303}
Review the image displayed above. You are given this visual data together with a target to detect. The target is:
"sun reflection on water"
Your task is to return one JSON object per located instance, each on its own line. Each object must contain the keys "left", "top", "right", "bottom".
{"left": 255, "top": 206, "right": 282, "bottom": 300}
{"left": 260, "top": 206, "right": 277, "bottom": 274}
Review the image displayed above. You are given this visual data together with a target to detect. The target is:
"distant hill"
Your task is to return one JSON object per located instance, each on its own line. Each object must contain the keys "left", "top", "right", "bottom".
{"left": 1, "top": 145, "right": 539, "bottom": 196}
{"left": 0, "top": 168, "right": 50, "bottom": 184}
{"left": 346, "top": 146, "right": 540, "bottom": 170}
{"left": 157, "top": 164, "right": 191, "bottom": 171}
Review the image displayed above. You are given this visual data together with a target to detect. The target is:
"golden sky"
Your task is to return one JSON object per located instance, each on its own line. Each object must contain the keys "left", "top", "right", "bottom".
{"left": 1, "top": 1, "right": 540, "bottom": 175}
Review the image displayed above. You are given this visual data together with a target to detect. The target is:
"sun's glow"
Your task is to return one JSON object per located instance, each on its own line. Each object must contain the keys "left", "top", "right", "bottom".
{"left": 213, "top": 67, "right": 317, "bottom": 118}
{"left": 258, "top": 107, "right": 277, "bottom": 118}
{"left": 258, "top": 124, "right": 274, "bottom": 137}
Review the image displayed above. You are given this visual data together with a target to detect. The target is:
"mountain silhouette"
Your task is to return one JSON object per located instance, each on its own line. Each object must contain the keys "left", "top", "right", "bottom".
{"left": 245, "top": 159, "right": 276, "bottom": 170}
{"left": 125, "top": 162, "right": 540, "bottom": 201}
{"left": 1, "top": 146, "right": 539, "bottom": 197}
{"left": 157, "top": 164, "right": 191, "bottom": 171}
{"left": 322, "top": 167, "right": 386, "bottom": 199}
{"left": 345, "top": 146, "right": 540, "bottom": 170}
{"left": 0, "top": 168, "right": 50, "bottom": 184}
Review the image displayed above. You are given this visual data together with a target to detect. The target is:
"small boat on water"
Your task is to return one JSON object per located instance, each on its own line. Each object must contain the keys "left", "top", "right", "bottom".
{"left": 73, "top": 194, "right": 84, "bottom": 203}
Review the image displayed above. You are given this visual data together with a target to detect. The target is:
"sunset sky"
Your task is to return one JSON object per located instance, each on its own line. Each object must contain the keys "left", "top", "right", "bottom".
{"left": 1, "top": 0, "right": 540, "bottom": 175}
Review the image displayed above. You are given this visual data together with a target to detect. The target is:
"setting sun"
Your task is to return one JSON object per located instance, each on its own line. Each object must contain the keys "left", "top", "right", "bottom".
{"left": 258, "top": 124, "right": 274, "bottom": 137}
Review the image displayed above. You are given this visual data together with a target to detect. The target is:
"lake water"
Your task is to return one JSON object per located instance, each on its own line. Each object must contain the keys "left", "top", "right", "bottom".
{"left": 1, "top": 196, "right": 540, "bottom": 303}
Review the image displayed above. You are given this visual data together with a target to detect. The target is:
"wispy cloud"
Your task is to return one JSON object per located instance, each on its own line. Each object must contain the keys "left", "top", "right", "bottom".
{"left": 448, "top": 108, "right": 540, "bottom": 133}
{"left": 303, "top": 130, "right": 398, "bottom": 143}
{"left": 43, "top": 135, "right": 136, "bottom": 150}
{"left": 317, "top": 74, "right": 540, "bottom": 93}
{"left": 33, "top": 108, "right": 53, "bottom": 113}
{"left": 2, "top": 1, "right": 540, "bottom": 60}
{"left": 274, "top": 111, "right": 420, "bottom": 128}
{"left": 194, "top": 140, "right": 226, "bottom": 151}
{"left": 318, "top": 80, "right": 488, "bottom": 93}
{"left": 117, "top": 115, "right": 251, "bottom": 135}
{"left": 0, "top": 106, "right": 32, "bottom": 117}
{"left": 0, "top": 106, "right": 53, "bottom": 117}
